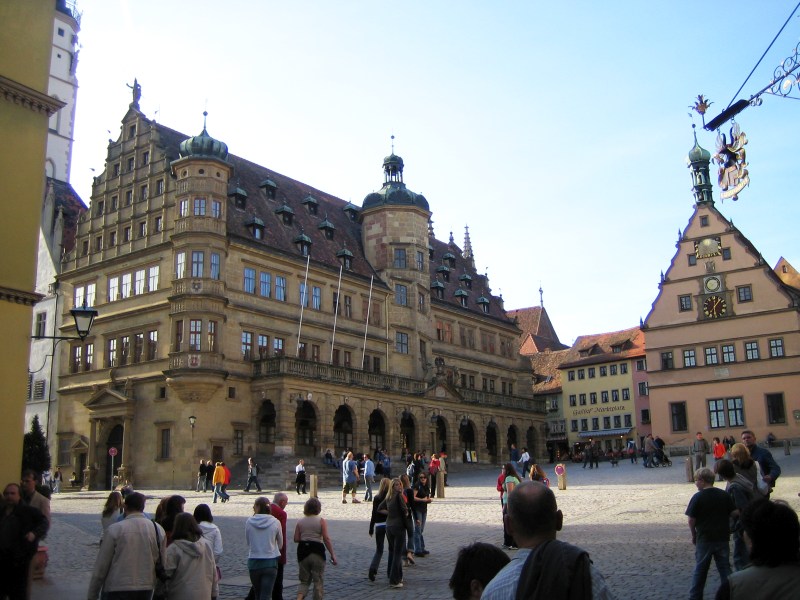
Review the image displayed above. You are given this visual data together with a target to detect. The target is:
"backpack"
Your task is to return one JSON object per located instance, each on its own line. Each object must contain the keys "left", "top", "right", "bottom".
{"left": 406, "top": 462, "right": 415, "bottom": 478}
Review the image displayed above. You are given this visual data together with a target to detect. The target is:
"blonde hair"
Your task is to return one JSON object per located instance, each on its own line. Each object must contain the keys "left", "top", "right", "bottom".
{"left": 376, "top": 477, "right": 392, "bottom": 498}
{"left": 387, "top": 478, "right": 403, "bottom": 501}
{"left": 729, "top": 442, "right": 751, "bottom": 464}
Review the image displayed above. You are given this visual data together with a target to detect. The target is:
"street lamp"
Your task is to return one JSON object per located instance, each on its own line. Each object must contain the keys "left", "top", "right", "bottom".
{"left": 32, "top": 302, "right": 98, "bottom": 341}
{"left": 189, "top": 415, "right": 197, "bottom": 439}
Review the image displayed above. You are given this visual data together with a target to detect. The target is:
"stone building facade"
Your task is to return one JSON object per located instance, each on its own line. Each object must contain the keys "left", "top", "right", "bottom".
{"left": 55, "top": 92, "right": 544, "bottom": 489}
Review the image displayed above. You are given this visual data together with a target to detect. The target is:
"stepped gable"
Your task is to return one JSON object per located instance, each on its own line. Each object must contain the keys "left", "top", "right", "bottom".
{"left": 427, "top": 235, "right": 512, "bottom": 322}
{"left": 560, "top": 326, "right": 644, "bottom": 369}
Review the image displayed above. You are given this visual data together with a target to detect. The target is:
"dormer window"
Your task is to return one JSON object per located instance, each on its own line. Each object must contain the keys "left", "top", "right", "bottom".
{"left": 454, "top": 288, "right": 469, "bottom": 308}
{"left": 259, "top": 178, "right": 278, "bottom": 201}
{"left": 611, "top": 344, "right": 623, "bottom": 354}
{"left": 337, "top": 247, "right": 353, "bottom": 270}
{"left": 302, "top": 195, "right": 319, "bottom": 215}
{"left": 318, "top": 217, "right": 335, "bottom": 240}
{"left": 477, "top": 295, "right": 490, "bottom": 313}
{"left": 437, "top": 264, "right": 451, "bottom": 282}
{"left": 275, "top": 202, "right": 294, "bottom": 226}
{"left": 228, "top": 186, "right": 248, "bottom": 210}
{"left": 431, "top": 279, "right": 445, "bottom": 300}
{"left": 294, "top": 231, "right": 312, "bottom": 257}
{"left": 443, "top": 252, "right": 456, "bottom": 268}
{"left": 246, "top": 217, "right": 265, "bottom": 240}
{"left": 343, "top": 202, "right": 359, "bottom": 222}
{"left": 459, "top": 273, "right": 473, "bottom": 289}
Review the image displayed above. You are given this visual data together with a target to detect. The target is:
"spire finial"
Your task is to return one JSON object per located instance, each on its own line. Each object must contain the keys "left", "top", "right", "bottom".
{"left": 391, "top": 134, "right": 395, "bottom": 154}
{"left": 203, "top": 110, "right": 208, "bottom": 133}
{"left": 539, "top": 283, "right": 544, "bottom": 308}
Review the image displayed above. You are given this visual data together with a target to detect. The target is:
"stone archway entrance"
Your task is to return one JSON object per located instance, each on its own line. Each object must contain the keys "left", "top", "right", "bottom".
{"left": 400, "top": 411, "right": 415, "bottom": 452}
{"left": 486, "top": 423, "right": 499, "bottom": 464}
{"left": 295, "top": 401, "right": 317, "bottom": 456}
{"left": 333, "top": 405, "right": 354, "bottom": 454}
{"left": 507, "top": 425, "right": 519, "bottom": 458}
{"left": 368, "top": 410, "right": 385, "bottom": 454}
{"left": 459, "top": 418, "right": 476, "bottom": 457}
{"left": 258, "top": 400, "right": 276, "bottom": 452}
{"left": 526, "top": 426, "right": 536, "bottom": 458}
{"left": 434, "top": 416, "right": 447, "bottom": 454}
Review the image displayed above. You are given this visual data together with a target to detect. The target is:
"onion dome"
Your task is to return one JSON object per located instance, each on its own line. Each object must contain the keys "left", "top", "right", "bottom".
{"left": 687, "top": 133, "right": 711, "bottom": 165}
{"left": 362, "top": 152, "right": 429, "bottom": 211}
{"left": 179, "top": 112, "right": 228, "bottom": 161}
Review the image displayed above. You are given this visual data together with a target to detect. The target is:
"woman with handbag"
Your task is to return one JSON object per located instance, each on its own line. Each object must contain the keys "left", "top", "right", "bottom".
{"left": 380, "top": 478, "right": 409, "bottom": 589}
{"left": 294, "top": 497, "right": 337, "bottom": 600}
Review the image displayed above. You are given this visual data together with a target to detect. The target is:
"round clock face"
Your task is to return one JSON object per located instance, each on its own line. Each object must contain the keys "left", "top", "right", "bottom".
{"left": 704, "top": 276, "right": 721, "bottom": 293}
{"left": 703, "top": 295, "right": 727, "bottom": 318}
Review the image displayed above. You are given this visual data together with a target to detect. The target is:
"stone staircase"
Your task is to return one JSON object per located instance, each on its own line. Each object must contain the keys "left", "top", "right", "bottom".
{"left": 228, "top": 455, "right": 343, "bottom": 492}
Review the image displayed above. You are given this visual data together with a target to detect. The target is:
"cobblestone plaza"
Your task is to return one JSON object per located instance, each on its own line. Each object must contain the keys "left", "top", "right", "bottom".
{"left": 34, "top": 451, "right": 800, "bottom": 600}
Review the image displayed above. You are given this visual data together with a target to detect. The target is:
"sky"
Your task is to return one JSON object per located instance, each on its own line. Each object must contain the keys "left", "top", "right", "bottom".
{"left": 68, "top": 1, "right": 800, "bottom": 345}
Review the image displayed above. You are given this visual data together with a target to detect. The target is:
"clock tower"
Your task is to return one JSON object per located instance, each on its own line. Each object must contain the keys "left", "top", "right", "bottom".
{"left": 642, "top": 131, "right": 800, "bottom": 446}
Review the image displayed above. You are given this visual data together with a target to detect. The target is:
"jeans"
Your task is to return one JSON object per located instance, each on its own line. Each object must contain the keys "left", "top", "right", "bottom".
{"left": 196, "top": 475, "right": 205, "bottom": 492}
{"left": 249, "top": 566, "right": 278, "bottom": 600}
{"left": 386, "top": 525, "right": 406, "bottom": 585}
{"left": 413, "top": 511, "right": 427, "bottom": 553}
{"left": 245, "top": 475, "right": 262, "bottom": 492}
{"left": 732, "top": 530, "right": 749, "bottom": 571}
{"left": 689, "top": 539, "right": 731, "bottom": 600}
{"left": 694, "top": 453, "right": 707, "bottom": 469}
{"left": 213, "top": 482, "right": 229, "bottom": 503}
{"left": 369, "top": 526, "right": 386, "bottom": 577}
{"left": 364, "top": 476, "right": 373, "bottom": 501}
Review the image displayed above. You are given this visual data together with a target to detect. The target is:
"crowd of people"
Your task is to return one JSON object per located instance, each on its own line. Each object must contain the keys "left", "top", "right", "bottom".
{"left": 10, "top": 428, "right": 799, "bottom": 599}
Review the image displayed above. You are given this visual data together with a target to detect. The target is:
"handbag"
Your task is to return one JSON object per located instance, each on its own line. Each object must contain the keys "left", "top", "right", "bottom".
{"left": 153, "top": 521, "right": 169, "bottom": 582}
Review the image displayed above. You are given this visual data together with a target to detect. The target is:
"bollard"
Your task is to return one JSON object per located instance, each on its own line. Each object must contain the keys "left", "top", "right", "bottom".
{"left": 785, "top": 439, "right": 791, "bottom": 456}
{"left": 685, "top": 457, "right": 694, "bottom": 482}
{"left": 436, "top": 470, "right": 445, "bottom": 499}
{"left": 555, "top": 463, "right": 566, "bottom": 490}
{"left": 309, "top": 473, "right": 318, "bottom": 498}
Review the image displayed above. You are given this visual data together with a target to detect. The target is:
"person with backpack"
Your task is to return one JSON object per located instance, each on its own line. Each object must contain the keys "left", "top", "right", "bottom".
{"left": 716, "top": 459, "right": 755, "bottom": 571}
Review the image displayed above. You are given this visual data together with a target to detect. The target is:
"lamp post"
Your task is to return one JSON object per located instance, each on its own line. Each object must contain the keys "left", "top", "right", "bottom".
{"left": 32, "top": 302, "right": 98, "bottom": 342}
{"left": 189, "top": 415, "right": 196, "bottom": 491}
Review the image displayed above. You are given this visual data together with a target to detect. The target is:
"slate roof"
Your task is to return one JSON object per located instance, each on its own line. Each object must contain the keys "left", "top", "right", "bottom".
{"left": 530, "top": 348, "right": 570, "bottom": 394}
{"left": 46, "top": 177, "right": 87, "bottom": 253}
{"left": 506, "top": 306, "right": 568, "bottom": 353}
{"left": 146, "top": 119, "right": 512, "bottom": 323}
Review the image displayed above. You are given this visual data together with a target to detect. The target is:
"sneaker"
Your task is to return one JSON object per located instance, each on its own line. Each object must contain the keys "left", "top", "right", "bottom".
{"left": 390, "top": 583, "right": 404, "bottom": 589}
{"left": 342, "top": 499, "right": 347, "bottom": 504}
{"left": 368, "top": 570, "right": 376, "bottom": 582}
{"left": 352, "top": 499, "right": 361, "bottom": 504}
{"left": 421, "top": 550, "right": 430, "bottom": 555}
{"left": 501, "top": 544, "right": 510, "bottom": 549}
{"left": 509, "top": 546, "right": 519, "bottom": 550}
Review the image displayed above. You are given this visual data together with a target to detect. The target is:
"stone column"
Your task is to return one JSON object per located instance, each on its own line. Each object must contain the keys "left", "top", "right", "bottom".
{"left": 116, "top": 417, "right": 133, "bottom": 485}
{"left": 274, "top": 393, "right": 295, "bottom": 457}
{"left": 83, "top": 418, "right": 98, "bottom": 490}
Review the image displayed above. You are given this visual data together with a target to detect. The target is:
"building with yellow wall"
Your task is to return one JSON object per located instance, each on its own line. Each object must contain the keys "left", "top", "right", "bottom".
{"left": 54, "top": 91, "right": 544, "bottom": 489}
{"left": 560, "top": 327, "right": 645, "bottom": 454}
{"left": 0, "top": 0, "right": 65, "bottom": 484}
{"left": 643, "top": 135, "right": 800, "bottom": 447}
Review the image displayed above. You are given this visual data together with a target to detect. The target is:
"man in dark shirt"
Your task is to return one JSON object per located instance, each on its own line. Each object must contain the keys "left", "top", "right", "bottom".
{"left": 686, "top": 467, "right": 736, "bottom": 600}
{"left": 741, "top": 430, "right": 781, "bottom": 493}
{"left": 0, "top": 483, "right": 48, "bottom": 600}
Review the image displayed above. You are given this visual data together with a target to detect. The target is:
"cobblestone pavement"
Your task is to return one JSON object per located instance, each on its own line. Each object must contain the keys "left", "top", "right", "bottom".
{"left": 33, "top": 452, "right": 800, "bottom": 600}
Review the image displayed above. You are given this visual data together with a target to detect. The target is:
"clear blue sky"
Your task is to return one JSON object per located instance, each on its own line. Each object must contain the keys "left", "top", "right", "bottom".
{"left": 69, "top": 1, "right": 800, "bottom": 344}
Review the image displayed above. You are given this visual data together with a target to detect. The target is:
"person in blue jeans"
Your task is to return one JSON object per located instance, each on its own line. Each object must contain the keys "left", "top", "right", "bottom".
{"left": 685, "top": 467, "right": 736, "bottom": 600}
{"left": 412, "top": 473, "right": 432, "bottom": 556}
{"left": 246, "top": 497, "right": 282, "bottom": 600}
{"left": 363, "top": 455, "right": 375, "bottom": 501}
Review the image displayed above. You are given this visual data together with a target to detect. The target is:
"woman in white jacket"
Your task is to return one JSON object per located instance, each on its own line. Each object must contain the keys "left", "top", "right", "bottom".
{"left": 164, "top": 513, "right": 219, "bottom": 600}
{"left": 246, "top": 497, "right": 283, "bottom": 600}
